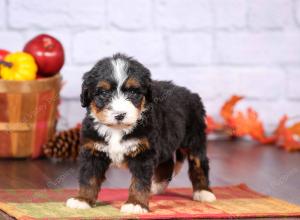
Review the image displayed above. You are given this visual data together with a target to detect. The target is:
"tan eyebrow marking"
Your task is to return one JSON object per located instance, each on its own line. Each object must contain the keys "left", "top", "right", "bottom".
{"left": 125, "top": 78, "right": 140, "bottom": 89}
{"left": 97, "top": 80, "right": 111, "bottom": 90}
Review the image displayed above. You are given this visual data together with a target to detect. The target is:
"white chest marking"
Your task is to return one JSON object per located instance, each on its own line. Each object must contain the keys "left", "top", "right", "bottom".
{"left": 91, "top": 114, "right": 139, "bottom": 166}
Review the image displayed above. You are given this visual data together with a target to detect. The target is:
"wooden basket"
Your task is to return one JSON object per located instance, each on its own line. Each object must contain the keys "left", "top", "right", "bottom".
{"left": 0, "top": 74, "right": 61, "bottom": 158}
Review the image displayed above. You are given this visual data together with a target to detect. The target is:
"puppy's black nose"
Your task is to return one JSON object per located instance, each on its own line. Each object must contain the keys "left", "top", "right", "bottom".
{"left": 114, "top": 113, "right": 126, "bottom": 121}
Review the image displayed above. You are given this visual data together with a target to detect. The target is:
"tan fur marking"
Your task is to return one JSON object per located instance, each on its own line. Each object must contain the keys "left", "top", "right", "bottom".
{"left": 97, "top": 80, "right": 111, "bottom": 90}
{"left": 125, "top": 78, "right": 140, "bottom": 89}
{"left": 91, "top": 101, "right": 135, "bottom": 129}
{"left": 139, "top": 96, "right": 146, "bottom": 112}
{"left": 90, "top": 102, "right": 108, "bottom": 123}
{"left": 174, "top": 161, "right": 183, "bottom": 176}
{"left": 188, "top": 154, "right": 210, "bottom": 192}
{"left": 106, "top": 123, "right": 132, "bottom": 129}
{"left": 126, "top": 138, "right": 150, "bottom": 157}
{"left": 76, "top": 176, "right": 102, "bottom": 206}
{"left": 189, "top": 155, "right": 201, "bottom": 168}
{"left": 82, "top": 141, "right": 96, "bottom": 150}
{"left": 81, "top": 139, "right": 106, "bottom": 153}
{"left": 127, "top": 177, "right": 150, "bottom": 209}
{"left": 139, "top": 137, "right": 150, "bottom": 148}
{"left": 194, "top": 158, "right": 201, "bottom": 168}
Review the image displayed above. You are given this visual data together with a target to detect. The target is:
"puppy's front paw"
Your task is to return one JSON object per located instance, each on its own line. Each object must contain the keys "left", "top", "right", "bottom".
{"left": 193, "top": 190, "right": 216, "bottom": 202}
{"left": 120, "top": 203, "right": 148, "bottom": 214}
{"left": 66, "top": 198, "right": 92, "bottom": 209}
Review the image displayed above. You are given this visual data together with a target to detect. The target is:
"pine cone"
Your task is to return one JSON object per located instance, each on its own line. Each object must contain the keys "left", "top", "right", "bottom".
{"left": 43, "top": 126, "right": 81, "bottom": 161}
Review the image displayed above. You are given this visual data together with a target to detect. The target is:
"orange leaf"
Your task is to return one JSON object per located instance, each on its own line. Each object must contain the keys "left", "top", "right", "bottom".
{"left": 205, "top": 115, "right": 223, "bottom": 133}
{"left": 206, "top": 115, "right": 217, "bottom": 133}
{"left": 247, "top": 108, "right": 265, "bottom": 141}
{"left": 220, "top": 95, "right": 243, "bottom": 122}
{"left": 282, "top": 130, "right": 300, "bottom": 151}
{"left": 247, "top": 108, "right": 277, "bottom": 144}
{"left": 229, "top": 108, "right": 277, "bottom": 144}
{"left": 229, "top": 111, "right": 248, "bottom": 136}
{"left": 271, "top": 115, "right": 300, "bottom": 151}
{"left": 273, "top": 115, "right": 288, "bottom": 141}
{"left": 288, "top": 122, "right": 300, "bottom": 136}
{"left": 275, "top": 115, "right": 288, "bottom": 132}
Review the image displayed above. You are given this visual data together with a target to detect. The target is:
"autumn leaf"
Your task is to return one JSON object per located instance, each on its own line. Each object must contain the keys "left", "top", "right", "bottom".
{"left": 247, "top": 108, "right": 277, "bottom": 144}
{"left": 282, "top": 130, "right": 300, "bottom": 151}
{"left": 220, "top": 95, "right": 243, "bottom": 122}
{"left": 285, "top": 122, "right": 300, "bottom": 151}
{"left": 205, "top": 115, "right": 214, "bottom": 133}
{"left": 247, "top": 108, "right": 267, "bottom": 142}
{"left": 273, "top": 115, "right": 288, "bottom": 142}
{"left": 206, "top": 115, "right": 221, "bottom": 133}
{"left": 288, "top": 122, "right": 300, "bottom": 136}
{"left": 228, "top": 108, "right": 277, "bottom": 144}
{"left": 210, "top": 96, "right": 300, "bottom": 152}
{"left": 230, "top": 111, "right": 248, "bottom": 136}
{"left": 272, "top": 115, "right": 300, "bottom": 151}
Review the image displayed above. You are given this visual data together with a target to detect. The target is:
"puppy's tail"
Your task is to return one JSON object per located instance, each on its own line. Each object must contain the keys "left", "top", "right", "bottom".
{"left": 174, "top": 148, "right": 187, "bottom": 176}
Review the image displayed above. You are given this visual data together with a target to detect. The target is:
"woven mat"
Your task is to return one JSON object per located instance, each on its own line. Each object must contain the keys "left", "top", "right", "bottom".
{"left": 0, "top": 184, "right": 299, "bottom": 219}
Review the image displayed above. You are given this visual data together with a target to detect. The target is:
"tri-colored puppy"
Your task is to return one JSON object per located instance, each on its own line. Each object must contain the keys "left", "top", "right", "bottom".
{"left": 66, "top": 54, "right": 216, "bottom": 213}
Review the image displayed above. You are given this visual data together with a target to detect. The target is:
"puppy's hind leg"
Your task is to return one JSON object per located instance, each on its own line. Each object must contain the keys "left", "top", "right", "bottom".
{"left": 188, "top": 153, "right": 216, "bottom": 202}
{"left": 174, "top": 148, "right": 186, "bottom": 176}
{"left": 151, "top": 158, "right": 174, "bottom": 195}
{"left": 185, "top": 94, "right": 216, "bottom": 202}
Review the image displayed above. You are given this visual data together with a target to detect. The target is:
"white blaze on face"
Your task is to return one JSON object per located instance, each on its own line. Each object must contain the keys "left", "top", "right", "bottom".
{"left": 112, "top": 58, "right": 128, "bottom": 90}
{"left": 107, "top": 58, "right": 139, "bottom": 125}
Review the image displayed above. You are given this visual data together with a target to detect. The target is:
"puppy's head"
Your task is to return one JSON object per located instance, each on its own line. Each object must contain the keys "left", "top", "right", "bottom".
{"left": 81, "top": 54, "right": 151, "bottom": 130}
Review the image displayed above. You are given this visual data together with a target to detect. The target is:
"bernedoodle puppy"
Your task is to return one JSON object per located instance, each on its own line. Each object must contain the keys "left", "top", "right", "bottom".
{"left": 66, "top": 53, "right": 216, "bottom": 214}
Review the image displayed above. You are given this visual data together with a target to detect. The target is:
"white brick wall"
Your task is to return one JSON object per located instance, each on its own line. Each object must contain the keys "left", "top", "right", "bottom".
{"left": 167, "top": 33, "right": 213, "bottom": 65}
{"left": 248, "top": 0, "right": 291, "bottom": 30}
{"left": 286, "top": 67, "right": 300, "bottom": 99}
{"left": 155, "top": 0, "right": 213, "bottom": 30}
{"left": 296, "top": 0, "right": 300, "bottom": 26}
{"left": 213, "top": 0, "right": 247, "bottom": 29}
{"left": 0, "top": 0, "right": 299, "bottom": 128}
{"left": 108, "top": 0, "right": 152, "bottom": 30}
{"left": 9, "top": 0, "right": 105, "bottom": 28}
{"left": 73, "top": 31, "right": 164, "bottom": 65}
{"left": 0, "top": 0, "right": 5, "bottom": 29}
{"left": 216, "top": 32, "right": 300, "bottom": 64}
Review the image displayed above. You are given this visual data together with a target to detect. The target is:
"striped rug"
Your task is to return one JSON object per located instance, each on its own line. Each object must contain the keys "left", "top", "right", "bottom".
{"left": 0, "top": 184, "right": 299, "bottom": 219}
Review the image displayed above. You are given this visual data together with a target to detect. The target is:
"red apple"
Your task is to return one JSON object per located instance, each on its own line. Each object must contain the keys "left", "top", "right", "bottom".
{"left": 24, "top": 34, "right": 64, "bottom": 77}
{"left": 0, "top": 50, "right": 10, "bottom": 78}
{"left": 0, "top": 49, "right": 10, "bottom": 61}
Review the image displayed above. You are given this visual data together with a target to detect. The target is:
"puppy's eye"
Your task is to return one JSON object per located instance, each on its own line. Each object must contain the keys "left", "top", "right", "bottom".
{"left": 129, "top": 90, "right": 137, "bottom": 94}
{"left": 127, "top": 88, "right": 140, "bottom": 94}
{"left": 96, "top": 89, "right": 111, "bottom": 97}
{"left": 101, "top": 90, "right": 109, "bottom": 95}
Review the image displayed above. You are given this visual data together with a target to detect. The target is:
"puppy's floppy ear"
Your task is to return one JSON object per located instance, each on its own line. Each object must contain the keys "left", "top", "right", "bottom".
{"left": 80, "top": 71, "right": 93, "bottom": 107}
